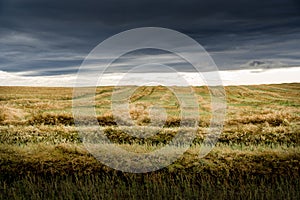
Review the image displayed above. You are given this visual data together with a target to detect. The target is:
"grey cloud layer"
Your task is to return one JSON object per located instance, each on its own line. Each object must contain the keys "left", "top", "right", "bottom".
{"left": 0, "top": 0, "right": 299, "bottom": 76}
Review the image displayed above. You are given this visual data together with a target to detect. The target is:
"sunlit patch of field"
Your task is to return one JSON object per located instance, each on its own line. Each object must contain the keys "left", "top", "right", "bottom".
{"left": 0, "top": 83, "right": 299, "bottom": 199}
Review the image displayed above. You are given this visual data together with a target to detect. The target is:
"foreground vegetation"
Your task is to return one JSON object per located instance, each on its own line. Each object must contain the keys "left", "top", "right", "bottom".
{"left": 0, "top": 83, "right": 299, "bottom": 199}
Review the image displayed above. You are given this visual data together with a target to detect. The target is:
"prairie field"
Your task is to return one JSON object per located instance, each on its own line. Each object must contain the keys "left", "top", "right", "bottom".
{"left": 0, "top": 83, "right": 299, "bottom": 199}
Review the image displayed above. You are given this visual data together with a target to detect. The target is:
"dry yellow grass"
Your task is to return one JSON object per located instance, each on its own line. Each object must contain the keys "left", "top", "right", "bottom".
{"left": 0, "top": 84, "right": 299, "bottom": 199}
{"left": 0, "top": 105, "right": 28, "bottom": 123}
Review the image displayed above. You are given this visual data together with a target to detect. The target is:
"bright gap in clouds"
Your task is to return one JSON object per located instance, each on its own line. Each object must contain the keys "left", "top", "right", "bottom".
{"left": 0, "top": 67, "right": 299, "bottom": 87}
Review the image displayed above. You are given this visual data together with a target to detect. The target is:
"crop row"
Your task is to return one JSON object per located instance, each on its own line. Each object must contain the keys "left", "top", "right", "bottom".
{"left": 1, "top": 124, "right": 299, "bottom": 146}
{"left": 0, "top": 143, "right": 299, "bottom": 177}
{"left": 1, "top": 111, "right": 298, "bottom": 127}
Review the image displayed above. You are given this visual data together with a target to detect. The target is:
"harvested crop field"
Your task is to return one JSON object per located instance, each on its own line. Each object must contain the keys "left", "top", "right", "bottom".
{"left": 0, "top": 83, "right": 299, "bottom": 199}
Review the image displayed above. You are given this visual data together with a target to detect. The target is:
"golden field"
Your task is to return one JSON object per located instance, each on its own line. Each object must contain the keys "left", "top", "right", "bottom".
{"left": 0, "top": 83, "right": 299, "bottom": 199}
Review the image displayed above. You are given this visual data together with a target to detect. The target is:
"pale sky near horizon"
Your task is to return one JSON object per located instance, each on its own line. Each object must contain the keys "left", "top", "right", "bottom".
{"left": 1, "top": 67, "right": 299, "bottom": 87}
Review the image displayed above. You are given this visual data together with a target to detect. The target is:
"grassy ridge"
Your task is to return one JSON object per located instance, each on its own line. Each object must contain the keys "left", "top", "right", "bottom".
{"left": 1, "top": 143, "right": 299, "bottom": 176}
{"left": 0, "top": 83, "right": 299, "bottom": 199}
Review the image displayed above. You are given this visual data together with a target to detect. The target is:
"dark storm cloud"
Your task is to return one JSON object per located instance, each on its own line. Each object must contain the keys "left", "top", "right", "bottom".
{"left": 0, "top": 0, "right": 300, "bottom": 76}
{"left": 2, "top": 0, "right": 299, "bottom": 31}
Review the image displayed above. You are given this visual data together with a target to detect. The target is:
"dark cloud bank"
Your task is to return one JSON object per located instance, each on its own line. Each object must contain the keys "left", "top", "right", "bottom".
{"left": 0, "top": 0, "right": 299, "bottom": 76}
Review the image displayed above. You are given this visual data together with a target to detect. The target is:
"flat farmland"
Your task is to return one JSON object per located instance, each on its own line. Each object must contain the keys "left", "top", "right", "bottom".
{"left": 0, "top": 84, "right": 299, "bottom": 199}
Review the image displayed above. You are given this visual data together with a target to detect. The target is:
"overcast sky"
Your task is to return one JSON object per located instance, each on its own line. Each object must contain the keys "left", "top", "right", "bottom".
{"left": 0, "top": 0, "right": 300, "bottom": 77}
